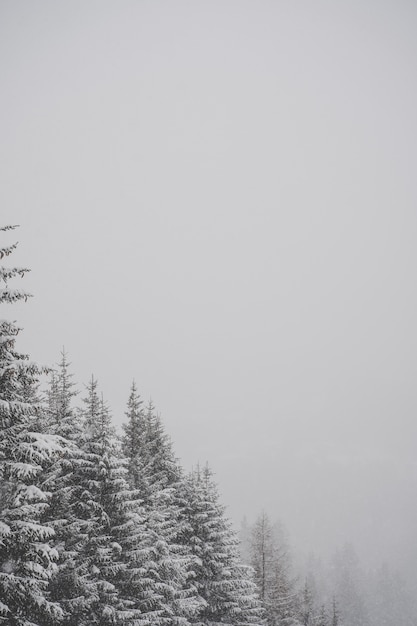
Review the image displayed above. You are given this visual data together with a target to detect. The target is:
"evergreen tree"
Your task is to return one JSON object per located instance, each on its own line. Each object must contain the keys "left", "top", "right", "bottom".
{"left": 250, "top": 512, "right": 300, "bottom": 626}
{"left": 41, "top": 352, "right": 91, "bottom": 625}
{"left": 143, "top": 399, "right": 181, "bottom": 493}
{"left": 122, "top": 383, "right": 201, "bottom": 625}
{"left": 122, "top": 381, "right": 146, "bottom": 493}
{"left": 47, "top": 350, "right": 80, "bottom": 441}
{"left": 315, "top": 605, "right": 329, "bottom": 626}
{"left": 122, "top": 386, "right": 181, "bottom": 502}
{"left": 185, "top": 465, "right": 264, "bottom": 626}
{"left": 76, "top": 377, "right": 174, "bottom": 626}
{"left": 300, "top": 580, "right": 315, "bottom": 626}
{"left": 73, "top": 376, "right": 123, "bottom": 624}
{"left": 0, "top": 225, "right": 63, "bottom": 625}
{"left": 331, "top": 598, "right": 340, "bottom": 626}
{"left": 331, "top": 545, "right": 367, "bottom": 626}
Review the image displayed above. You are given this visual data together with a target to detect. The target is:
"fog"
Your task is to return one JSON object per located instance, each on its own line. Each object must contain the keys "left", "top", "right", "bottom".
{"left": 1, "top": 0, "right": 417, "bottom": 585}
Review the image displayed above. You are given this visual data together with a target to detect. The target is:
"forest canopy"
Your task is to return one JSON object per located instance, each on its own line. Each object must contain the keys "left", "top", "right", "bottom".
{"left": 0, "top": 227, "right": 414, "bottom": 626}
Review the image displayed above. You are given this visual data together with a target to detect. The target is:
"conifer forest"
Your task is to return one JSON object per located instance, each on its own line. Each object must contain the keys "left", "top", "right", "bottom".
{"left": 1, "top": 219, "right": 416, "bottom": 626}
{"left": 2, "top": 1, "right": 416, "bottom": 624}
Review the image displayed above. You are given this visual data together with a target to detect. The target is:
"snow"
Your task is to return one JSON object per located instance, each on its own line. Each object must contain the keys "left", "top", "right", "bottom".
{"left": 0, "top": 601, "right": 9, "bottom": 615}
{"left": 0, "top": 522, "right": 11, "bottom": 539}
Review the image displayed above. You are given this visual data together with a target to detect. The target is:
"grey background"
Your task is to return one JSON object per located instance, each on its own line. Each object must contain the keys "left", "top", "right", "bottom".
{"left": 1, "top": 0, "right": 417, "bottom": 576}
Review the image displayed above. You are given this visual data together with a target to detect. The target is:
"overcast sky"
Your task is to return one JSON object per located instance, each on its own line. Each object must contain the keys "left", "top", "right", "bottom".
{"left": 1, "top": 0, "right": 417, "bottom": 576}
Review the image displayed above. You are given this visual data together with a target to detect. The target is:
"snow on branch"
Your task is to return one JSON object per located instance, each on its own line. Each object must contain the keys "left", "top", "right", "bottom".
{"left": 0, "top": 601, "right": 9, "bottom": 616}
{"left": 9, "top": 461, "right": 43, "bottom": 480}
{"left": 0, "top": 288, "right": 32, "bottom": 303}
{"left": 0, "top": 267, "right": 30, "bottom": 282}
{"left": 0, "top": 522, "right": 11, "bottom": 543}
{"left": 0, "top": 243, "right": 18, "bottom": 260}
{"left": 26, "top": 432, "right": 66, "bottom": 457}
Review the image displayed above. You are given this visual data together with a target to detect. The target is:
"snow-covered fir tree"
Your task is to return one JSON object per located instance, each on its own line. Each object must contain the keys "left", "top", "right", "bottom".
{"left": 70, "top": 376, "right": 126, "bottom": 624}
{"left": 315, "top": 605, "right": 330, "bottom": 626}
{"left": 121, "top": 381, "right": 146, "bottom": 492}
{"left": 40, "top": 352, "right": 92, "bottom": 625}
{"left": 0, "top": 225, "right": 63, "bottom": 626}
{"left": 122, "top": 384, "right": 181, "bottom": 502}
{"left": 331, "top": 545, "right": 367, "bottom": 626}
{"left": 249, "top": 512, "right": 300, "bottom": 626}
{"left": 77, "top": 376, "right": 184, "bottom": 626}
{"left": 330, "top": 598, "right": 340, "bottom": 626}
{"left": 122, "top": 383, "right": 202, "bottom": 625}
{"left": 184, "top": 465, "right": 264, "bottom": 626}
{"left": 299, "top": 580, "right": 316, "bottom": 626}
{"left": 46, "top": 350, "right": 80, "bottom": 441}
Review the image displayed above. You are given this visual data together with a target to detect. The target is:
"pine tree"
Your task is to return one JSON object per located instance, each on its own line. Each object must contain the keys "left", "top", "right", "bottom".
{"left": 250, "top": 512, "right": 300, "bottom": 626}
{"left": 40, "top": 352, "right": 91, "bottom": 625}
{"left": 47, "top": 350, "right": 80, "bottom": 441}
{"left": 300, "top": 580, "right": 315, "bottom": 626}
{"left": 142, "top": 400, "right": 181, "bottom": 493}
{"left": 76, "top": 377, "right": 172, "bottom": 626}
{"left": 73, "top": 377, "right": 122, "bottom": 625}
{"left": 122, "top": 383, "right": 201, "bottom": 625}
{"left": 122, "top": 381, "right": 146, "bottom": 493}
{"left": 122, "top": 387, "right": 181, "bottom": 503}
{"left": 331, "top": 545, "right": 367, "bottom": 626}
{"left": 184, "top": 465, "right": 264, "bottom": 626}
{"left": 331, "top": 598, "right": 340, "bottom": 626}
{"left": 315, "top": 605, "right": 329, "bottom": 626}
{"left": 0, "top": 225, "right": 63, "bottom": 625}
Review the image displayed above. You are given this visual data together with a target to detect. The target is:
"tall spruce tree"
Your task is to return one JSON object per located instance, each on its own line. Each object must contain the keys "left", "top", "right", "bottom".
{"left": 122, "top": 384, "right": 202, "bottom": 625}
{"left": 299, "top": 579, "right": 315, "bottom": 626}
{"left": 46, "top": 350, "right": 80, "bottom": 441}
{"left": 249, "top": 512, "right": 300, "bottom": 626}
{"left": 316, "top": 605, "right": 330, "bottom": 626}
{"left": 331, "top": 545, "right": 367, "bottom": 626}
{"left": 122, "top": 381, "right": 146, "bottom": 493}
{"left": 122, "top": 386, "right": 181, "bottom": 502}
{"left": 184, "top": 465, "right": 264, "bottom": 626}
{"left": 0, "top": 225, "right": 63, "bottom": 625}
{"left": 77, "top": 377, "right": 172, "bottom": 626}
{"left": 73, "top": 376, "right": 123, "bottom": 624}
{"left": 41, "top": 352, "right": 92, "bottom": 625}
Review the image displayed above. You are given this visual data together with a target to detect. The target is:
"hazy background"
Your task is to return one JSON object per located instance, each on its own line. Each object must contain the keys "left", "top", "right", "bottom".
{"left": 1, "top": 0, "right": 417, "bottom": 580}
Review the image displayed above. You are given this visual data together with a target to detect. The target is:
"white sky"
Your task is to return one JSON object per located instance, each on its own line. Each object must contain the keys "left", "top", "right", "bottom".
{"left": 1, "top": 0, "right": 417, "bottom": 575}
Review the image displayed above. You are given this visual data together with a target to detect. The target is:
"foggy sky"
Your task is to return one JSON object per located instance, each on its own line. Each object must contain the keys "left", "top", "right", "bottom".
{"left": 1, "top": 0, "right": 417, "bottom": 577}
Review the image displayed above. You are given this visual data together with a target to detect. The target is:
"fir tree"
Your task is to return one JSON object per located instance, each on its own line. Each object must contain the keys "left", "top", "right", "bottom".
{"left": 0, "top": 225, "right": 63, "bottom": 625}
{"left": 121, "top": 381, "right": 145, "bottom": 493}
{"left": 300, "top": 580, "right": 315, "bottom": 626}
{"left": 47, "top": 350, "right": 80, "bottom": 441}
{"left": 41, "top": 352, "right": 90, "bottom": 625}
{"left": 122, "top": 385, "right": 202, "bottom": 624}
{"left": 332, "top": 545, "right": 367, "bottom": 626}
{"left": 76, "top": 377, "right": 170, "bottom": 626}
{"left": 184, "top": 465, "right": 264, "bottom": 626}
{"left": 315, "top": 605, "right": 329, "bottom": 626}
{"left": 122, "top": 386, "right": 181, "bottom": 503}
{"left": 331, "top": 598, "right": 340, "bottom": 626}
{"left": 250, "top": 512, "right": 300, "bottom": 626}
{"left": 74, "top": 377, "right": 122, "bottom": 625}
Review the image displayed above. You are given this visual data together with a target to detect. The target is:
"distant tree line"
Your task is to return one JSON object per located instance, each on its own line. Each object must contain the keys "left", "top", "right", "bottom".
{"left": 0, "top": 226, "right": 415, "bottom": 626}
{"left": 239, "top": 514, "right": 415, "bottom": 626}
